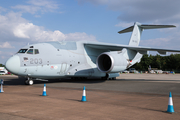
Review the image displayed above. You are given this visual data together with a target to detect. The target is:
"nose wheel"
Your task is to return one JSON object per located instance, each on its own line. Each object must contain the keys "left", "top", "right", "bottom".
{"left": 25, "top": 79, "right": 34, "bottom": 85}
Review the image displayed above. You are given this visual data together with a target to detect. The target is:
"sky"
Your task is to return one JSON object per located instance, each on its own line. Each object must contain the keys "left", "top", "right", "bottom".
{"left": 1, "top": 0, "right": 180, "bottom": 64}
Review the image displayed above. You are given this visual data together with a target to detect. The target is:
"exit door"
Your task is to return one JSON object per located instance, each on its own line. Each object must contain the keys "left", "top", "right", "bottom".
{"left": 60, "top": 63, "right": 67, "bottom": 74}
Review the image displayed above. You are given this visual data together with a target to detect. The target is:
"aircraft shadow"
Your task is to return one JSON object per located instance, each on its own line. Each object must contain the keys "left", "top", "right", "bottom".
{"left": 2, "top": 76, "right": 179, "bottom": 86}
{"left": 3, "top": 77, "right": 107, "bottom": 85}
{"left": 117, "top": 79, "right": 180, "bottom": 82}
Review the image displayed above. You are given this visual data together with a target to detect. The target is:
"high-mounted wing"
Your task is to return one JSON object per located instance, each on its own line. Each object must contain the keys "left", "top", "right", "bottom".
{"left": 84, "top": 42, "right": 180, "bottom": 55}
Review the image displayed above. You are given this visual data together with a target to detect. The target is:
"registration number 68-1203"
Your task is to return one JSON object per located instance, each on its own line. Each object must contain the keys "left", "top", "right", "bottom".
{"left": 30, "top": 58, "right": 42, "bottom": 64}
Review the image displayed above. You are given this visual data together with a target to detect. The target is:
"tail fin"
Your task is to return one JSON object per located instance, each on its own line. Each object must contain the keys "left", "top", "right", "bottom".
{"left": 118, "top": 22, "right": 175, "bottom": 46}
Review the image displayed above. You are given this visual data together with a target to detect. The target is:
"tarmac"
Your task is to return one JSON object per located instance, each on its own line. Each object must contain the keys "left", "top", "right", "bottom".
{"left": 0, "top": 73, "right": 180, "bottom": 120}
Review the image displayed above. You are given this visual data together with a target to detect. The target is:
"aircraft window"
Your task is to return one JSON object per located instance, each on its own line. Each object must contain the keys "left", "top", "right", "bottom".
{"left": 27, "top": 49, "right": 34, "bottom": 54}
{"left": 35, "top": 49, "right": 39, "bottom": 54}
{"left": 24, "top": 57, "right": 28, "bottom": 61}
{"left": 18, "top": 49, "right": 28, "bottom": 53}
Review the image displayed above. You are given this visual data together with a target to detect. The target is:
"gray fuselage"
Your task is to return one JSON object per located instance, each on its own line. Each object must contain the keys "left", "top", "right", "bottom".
{"left": 6, "top": 41, "right": 112, "bottom": 79}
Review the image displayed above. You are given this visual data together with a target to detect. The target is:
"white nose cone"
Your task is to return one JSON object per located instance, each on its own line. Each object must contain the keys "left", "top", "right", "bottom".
{"left": 5, "top": 55, "right": 20, "bottom": 75}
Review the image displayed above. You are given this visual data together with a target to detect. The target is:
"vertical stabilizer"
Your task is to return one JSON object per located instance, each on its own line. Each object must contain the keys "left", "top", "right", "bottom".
{"left": 128, "top": 22, "right": 143, "bottom": 46}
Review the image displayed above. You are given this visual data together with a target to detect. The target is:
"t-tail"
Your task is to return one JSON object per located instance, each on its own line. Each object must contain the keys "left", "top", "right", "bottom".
{"left": 118, "top": 22, "right": 176, "bottom": 67}
{"left": 118, "top": 22, "right": 175, "bottom": 46}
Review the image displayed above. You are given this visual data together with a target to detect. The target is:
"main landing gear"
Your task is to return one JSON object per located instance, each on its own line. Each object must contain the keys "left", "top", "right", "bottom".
{"left": 101, "top": 74, "right": 117, "bottom": 80}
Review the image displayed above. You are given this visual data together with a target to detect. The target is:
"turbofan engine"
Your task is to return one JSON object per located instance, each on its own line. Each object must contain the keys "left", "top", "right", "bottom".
{"left": 96, "top": 52, "right": 128, "bottom": 73}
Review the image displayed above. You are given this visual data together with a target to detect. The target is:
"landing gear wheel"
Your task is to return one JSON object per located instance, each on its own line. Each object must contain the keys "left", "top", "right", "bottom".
{"left": 101, "top": 74, "right": 109, "bottom": 80}
{"left": 28, "top": 80, "right": 33, "bottom": 85}
{"left": 101, "top": 76, "right": 108, "bottom": 80}
{"left": 25, "top": 80, "right": 34, "bottom": 85}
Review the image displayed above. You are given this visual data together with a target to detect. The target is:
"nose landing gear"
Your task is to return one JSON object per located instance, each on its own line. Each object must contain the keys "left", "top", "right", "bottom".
{"left": 25, "top": 78, "right": 34, "bottom": 85}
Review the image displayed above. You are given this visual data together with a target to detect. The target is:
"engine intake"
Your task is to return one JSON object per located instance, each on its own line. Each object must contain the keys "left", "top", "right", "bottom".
{"left": 96, "top": 52, "right": 127, "bottom": 73}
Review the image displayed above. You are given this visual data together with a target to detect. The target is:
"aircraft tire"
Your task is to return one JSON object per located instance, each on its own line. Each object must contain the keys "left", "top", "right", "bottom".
{"left": 28, "top": 80, "right": 34, "bottom": 85}
{"left": 25, "top": 80, "right": 34, "bottom": 85}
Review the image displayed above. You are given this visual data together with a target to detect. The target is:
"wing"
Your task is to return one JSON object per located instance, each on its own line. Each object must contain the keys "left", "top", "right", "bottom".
{"left": 84, "top": 42, "right": 180, "bottom": 55}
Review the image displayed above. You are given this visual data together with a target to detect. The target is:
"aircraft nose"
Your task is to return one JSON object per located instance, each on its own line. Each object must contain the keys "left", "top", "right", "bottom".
{"left": 5, "top": 55, "right": 20, "bottom": 75}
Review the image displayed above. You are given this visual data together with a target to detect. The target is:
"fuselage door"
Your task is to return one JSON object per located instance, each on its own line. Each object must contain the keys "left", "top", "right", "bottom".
{"left": 60, "top": 63, "right": 67, "bottom": 74}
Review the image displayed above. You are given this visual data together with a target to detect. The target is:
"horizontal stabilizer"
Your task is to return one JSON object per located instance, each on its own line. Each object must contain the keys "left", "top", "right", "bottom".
{"left": 118, "top": 23, "right": 176, "bottom": 34}
{"left": 118, "top": 26, "right": 134, "bottom": 34}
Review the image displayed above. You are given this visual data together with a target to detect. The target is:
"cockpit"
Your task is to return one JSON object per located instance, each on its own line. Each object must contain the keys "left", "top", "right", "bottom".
{"left": 18, "top": 49, "right": 39, "bottom": 54}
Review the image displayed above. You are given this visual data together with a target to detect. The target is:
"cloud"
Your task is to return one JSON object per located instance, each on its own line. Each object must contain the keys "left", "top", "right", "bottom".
{"left": 13, "top": 23, "right": 33, "bottom": 38}
{"left": 31, "top": 29, "right": 66, "bottom": 42}
{"left": 78, "top": 0, "right": 180, "bottom": 24}
{"left": 0, "top": 51, "right": 14, "bottom": 60}
{"left": 140, "top": 38, "right": 171, "bottom": 48}
{"left": 0, "top": 42, "right": 14, "bottom": 48}
{"left": 12, "top": 0, "right": 59, "bottom": 14}
{"left": 78, "top": 0, "right": 180, "bottom": 51}
{"left": 115, "top": 22, "right": 133, "bottom": 28}
{"left": 0, "top": 12, "right": 28, "bottom": 42}
{"left": 78, "top": 0, "right": 109, "bottom": 5}
{"left": 12, "top": 5, "right": 40, "bottom": 14}
{"left": 0, "top": 6, "right": 6, "bottom": 13}
{"left": 28, "top": 0, "right": 59, "bottom": 9}
{"left": 12, "top": 22, "right": 96, "bottom": 42}
{"left": 140, "top": 34, "right": 180, "bottom": 50}
{"left": 12, "top": 23, "right": 65, "bottom": 41}
{"left": 65, "top": 32, "right": 96, "bottom": 41}
{"left": 1, "top": 56, "right": 5, "bottom": 59}
{"left": 0, "top": 11, "right": 96, "bottom": 43}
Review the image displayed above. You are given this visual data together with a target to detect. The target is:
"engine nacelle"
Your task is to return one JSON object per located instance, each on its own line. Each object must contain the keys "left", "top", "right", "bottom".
{"left": 96, "top": 52, "right": 127, "bottom": 73}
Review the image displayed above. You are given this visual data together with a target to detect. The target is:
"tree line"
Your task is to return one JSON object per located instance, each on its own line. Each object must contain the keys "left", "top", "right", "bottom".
{"left": 131, "top": 54, "right": 180, "bottom": 72}
{"left": 0, "top": 64, "right": 5, "bottom": 67}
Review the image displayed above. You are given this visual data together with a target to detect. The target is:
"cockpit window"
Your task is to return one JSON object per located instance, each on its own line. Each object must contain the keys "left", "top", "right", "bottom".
{"left": 18, "top": 49, "right": 28, "bottom": 53}
{"left": 18, "top": 49, "right": 39, "bottom": 54}
{"left": 27, "top": 49, "right": 34, "bottom": 54}
{"left": 35, "top": 49, "right": 39, "bottom": 54}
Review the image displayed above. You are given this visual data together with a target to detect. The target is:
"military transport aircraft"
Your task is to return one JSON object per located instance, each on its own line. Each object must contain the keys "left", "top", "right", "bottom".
{"left": 5, "top": 22, "right": 180, "bottom": 85}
